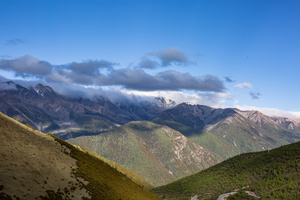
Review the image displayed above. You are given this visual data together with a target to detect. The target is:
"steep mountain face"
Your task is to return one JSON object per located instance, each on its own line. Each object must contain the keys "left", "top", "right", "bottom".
{"left": 153, "top": 103, "right": 237, "bottom": 130}
{"left": 270, "top": 116, "right": 300, "bottom": 131}
{"left": 0, "top": 81, "right": 174, "bottom": 139}
{"left": 116, "top": 100, "right": 171, "bottom": 121}
{"left": 154, "top": 97, "right": 177, "bottom": 109}
{"left": 153, "top": 103, "right": 300, "bottom": 155}
{"left": 68, "top": 121, "right": 221, "bottom": 187}
{"left": 0, "top": 112, "right": 160, "bottom": 200}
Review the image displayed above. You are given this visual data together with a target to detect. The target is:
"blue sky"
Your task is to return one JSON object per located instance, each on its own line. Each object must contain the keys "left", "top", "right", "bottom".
{"left": 1, "top": 0, "right": 300, "bottom": 118}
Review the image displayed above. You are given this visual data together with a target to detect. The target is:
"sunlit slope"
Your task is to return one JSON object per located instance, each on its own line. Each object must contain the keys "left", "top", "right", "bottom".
{"left": 0, "top": 112, "right": 160, "bottom": 200}
{"left": 152, "top": 141, "right": 300, "bottom": 200}
{"left": 72, "top": 144, "right": 154, "bottom": 190}
{"left": 68, "top": 121, "right": 221, "bottom": 187}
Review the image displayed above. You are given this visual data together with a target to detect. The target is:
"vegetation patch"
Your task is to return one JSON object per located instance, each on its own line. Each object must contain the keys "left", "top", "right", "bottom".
{"left": 152, "top": 141, "right": 300, "bottom": 199}
{"left": 50, "top": 134, "right": 161, "bottom": 200}
{"left": 0, "top": 112, "right": 159, "bottom": 200}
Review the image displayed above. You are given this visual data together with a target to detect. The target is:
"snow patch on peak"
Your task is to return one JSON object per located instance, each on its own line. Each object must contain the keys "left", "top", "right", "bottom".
{"left": 155, "top": 97, "right": 177, "bottom": 108}
{"left": 34, "top": 83, "right": 57, "bottom": 98}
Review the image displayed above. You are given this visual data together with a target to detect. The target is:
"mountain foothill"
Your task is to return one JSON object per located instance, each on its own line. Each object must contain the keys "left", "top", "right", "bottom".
{"left": 1, "top": 81, "right": 300, "bottom": 199}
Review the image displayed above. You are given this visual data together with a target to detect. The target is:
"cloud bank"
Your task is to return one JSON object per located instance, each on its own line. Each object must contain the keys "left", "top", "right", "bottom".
{"left": 0, "top": 55, "right": 52, "bottom": 77}
{"left": 0, "top": 55, "right": 225, "bottom": 93}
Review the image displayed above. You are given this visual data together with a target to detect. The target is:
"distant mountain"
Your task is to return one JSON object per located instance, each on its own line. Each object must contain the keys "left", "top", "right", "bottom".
{"left": 152, "top": 141, "right": 300, "bottom": 200}
{"left": 152, "top": 103, "right": 300, "bottom": 157}
{"left": 270, "top": 116, "right": 300, "bottom": 131}
{"left": 154, "top": 97, "right": 177, "bottom": 109}
{"left": 0, "top": 81, "right": 175, "bottom": 139}
{"left": 68, "top": 121, "right": 221, "bottom": 187}
{"left": 0, "top": 112, "right": 160, "bottom": 200}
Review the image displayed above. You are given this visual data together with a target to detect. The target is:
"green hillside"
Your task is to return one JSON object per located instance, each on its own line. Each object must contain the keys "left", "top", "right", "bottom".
{"left": 153, "top": 120, "right": 238, "bottom": 159}
{"left": 68, "top": 121, "right": 220, "bottom": 187}
{"left": 0, "top": 112, "right": 160, "bottom": 200}
{"left": 209, "top": 116, "right": 298, "bottom": 153}
{"left": 152, "top": 141, "right": 300, "bottom": 199}
{"left": 71, "top": 144, "right": 154, "bottom": 190}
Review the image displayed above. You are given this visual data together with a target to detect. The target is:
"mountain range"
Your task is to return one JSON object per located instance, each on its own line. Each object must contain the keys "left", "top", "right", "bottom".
{"left": 0, "top": 81, "right": 174, "bottom": 138}
{"left": 1, "top": 81, "right": 300, "bottom": 187}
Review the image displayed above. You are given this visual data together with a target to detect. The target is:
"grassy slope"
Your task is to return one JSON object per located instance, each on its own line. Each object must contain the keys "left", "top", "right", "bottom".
{"left": 72, "top": 144, "right": 154, "bottom": 190}
{"left": 152, "top": 141, "right": 300, "bottom": 200}
{"left": 209, "top": 117, "right": 300, "bottom": 154}
{"left": 0, "top": 112, "right": 160, "bottom": 200}
{"left": 152, "top": 120, "right": 238, "bottom": 159}
{"left": 68, "top": 121, "right": 220, "bottom": 187}
{"left": 68, "top": 122, "right": 178, "bottom": 187}
{"left": 0, "top": 112, "right": 90, "bottom": 200}
{"left": 51, "top": 135, "right": 160, "bottom": 200}
{"left": 188, "top": 132, "right": 237, "bottom": 160}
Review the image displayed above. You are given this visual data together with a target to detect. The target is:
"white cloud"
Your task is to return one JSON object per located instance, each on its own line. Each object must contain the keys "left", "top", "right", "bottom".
{"left": 120, "top": 90, "right": 232, "bottom": 108}
{"left": 234, "top": 105, "right": 300, "bottom": 119}
{"left": 234, "top": 82, "right": 252, "bottom": 88}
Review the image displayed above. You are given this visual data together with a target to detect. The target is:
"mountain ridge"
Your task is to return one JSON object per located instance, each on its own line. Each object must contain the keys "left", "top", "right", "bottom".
{"left": 0, "top": 81, "right": 176, "bottom": 137}
{"left": 152, "top": 103, "right": 300, "bottom": 159}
